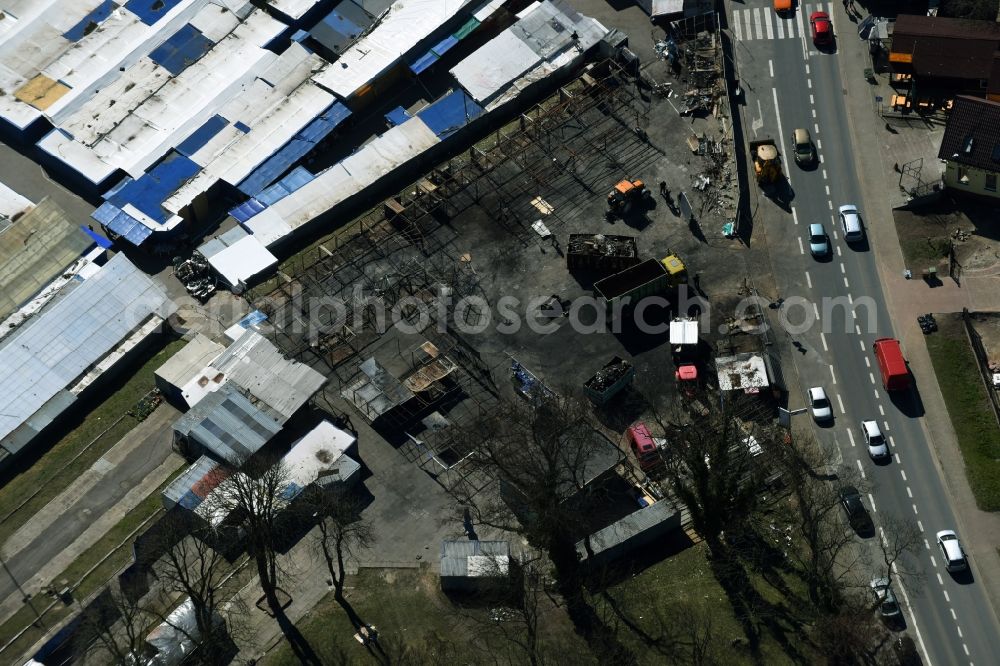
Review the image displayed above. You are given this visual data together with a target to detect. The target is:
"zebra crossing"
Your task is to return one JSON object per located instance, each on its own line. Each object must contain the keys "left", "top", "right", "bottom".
{"left": 731, "top": 3, "right": 833, "bottom": 42}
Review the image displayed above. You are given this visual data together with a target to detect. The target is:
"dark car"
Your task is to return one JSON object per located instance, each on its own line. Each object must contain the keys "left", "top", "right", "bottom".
{"left": 893, "top": 635, "right": 921, "bottom": 665}
{"left": 839, "top": 486, "right": 875, "bottom": 536}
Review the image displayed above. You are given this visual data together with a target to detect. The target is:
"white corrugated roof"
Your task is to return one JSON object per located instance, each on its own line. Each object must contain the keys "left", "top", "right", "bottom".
{"left": 269, "top": 0, "right": 321, "bottom": 20}
{"left": 246, "top": 116, "right": 440, "bottom": 245}
{"left": 37, "top": 8, "right": 285, "bottom": 182}
{"left": 312, "top": 0, "right": 474, "bottom": 99}
{"left": 0, "top": 181, "right": 33, "bottom": 220}
{"left": 0, "top": 253, "right": 175, "bottom": 443}
{"left": 207, "top": 233, "right": 278, "bottom": 287}
{"left": 283, "top": 420, "right": 356, "bottom": 488}
{"left": 450, "top": 30, "right": 541, "bottom": 103}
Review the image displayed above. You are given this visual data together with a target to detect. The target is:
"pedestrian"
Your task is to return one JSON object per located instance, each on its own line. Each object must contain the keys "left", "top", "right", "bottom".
{"left": 893, "top": 162, "right": 900, "bottom": 173}
{"left": 659, "top": 180, "right": 668, "bottom": 197}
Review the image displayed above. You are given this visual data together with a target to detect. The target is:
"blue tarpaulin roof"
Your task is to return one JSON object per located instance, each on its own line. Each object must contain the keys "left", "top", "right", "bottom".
{"left": 105, "top": 151, "right": 200, "bottom": 224}
{"left": 176, "top": 114, "right": 229, "bottom": 158}
{"left": 409, "top": 51, "right": 439, "bottom": 75}
{"left": 431, "top": 35, "right": 459, "bottom": 56}
{"left": 124, "top": 0, "right": 183, "bottom": 26}
{"left": 63, "top": 0, "right": 118, "bottom": 42}
{"left": 150, "top": 24, "right": 214, "bottom": 75}
{"left": 92, "top": 202, "right": 155, "bottom": 245}
{"left": 229, "top": 198, "right": 267, "bottom": 223}
{"left": 416, "top": 90, "right": 484, "bottom": 139}
{"left": 80, "top": 225, "right": 114, "bottom": 249}
{"left": 236, "top": 101, "right": 351, "bottom": 197}
{"left": 256, "top": 166, "right": 314, "bottom": 205}
{"left": 384, "top": 106, "right": 410, "bottom": 127}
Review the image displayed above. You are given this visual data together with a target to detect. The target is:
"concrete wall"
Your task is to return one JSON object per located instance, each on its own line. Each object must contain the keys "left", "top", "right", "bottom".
{"left": 943, "top": 161, "right": 1000, "bottom": 201}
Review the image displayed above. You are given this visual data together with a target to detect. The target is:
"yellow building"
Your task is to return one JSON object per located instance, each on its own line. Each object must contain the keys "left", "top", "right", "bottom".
{"left": 938, "top": 96, "right": 1000, "bottom": 201}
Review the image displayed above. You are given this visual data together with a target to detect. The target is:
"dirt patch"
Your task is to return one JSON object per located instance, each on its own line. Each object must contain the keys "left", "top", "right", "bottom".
{"left": 894, "top": 199, "right": 1000, "bottom": 275}
{"left": 968, "top": 312, "right": 1000, "bottom": 365}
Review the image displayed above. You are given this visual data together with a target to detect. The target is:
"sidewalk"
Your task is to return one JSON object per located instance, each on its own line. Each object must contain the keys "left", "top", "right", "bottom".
{"left": 835, "top": 3, "right": 1000, "bottom": 622}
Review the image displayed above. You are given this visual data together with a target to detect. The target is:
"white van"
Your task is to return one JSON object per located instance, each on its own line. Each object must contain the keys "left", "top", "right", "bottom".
{"left": 839, "top": 204, "right": 864, "bottom": 243}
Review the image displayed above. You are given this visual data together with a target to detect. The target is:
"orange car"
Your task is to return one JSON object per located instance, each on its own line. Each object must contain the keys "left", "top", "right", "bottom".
{"left": 773, "top": 0, "right": 793, "bottom": 13}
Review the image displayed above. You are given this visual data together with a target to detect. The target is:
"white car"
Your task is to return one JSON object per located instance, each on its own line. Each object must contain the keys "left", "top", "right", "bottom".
{"left": 861, "top": 420, "right": 889, "bottom": 460}
{"left": 808, "top": 387, "right": 833, "bottom": 421}
{"left": 869, "top": 578, "right": 902, "bottom": 618}
{"left": 839, "top": 204, "right": 864, "bottom": 243}
{"left": 936, "top": 530, "right": 968, "bottom": 572}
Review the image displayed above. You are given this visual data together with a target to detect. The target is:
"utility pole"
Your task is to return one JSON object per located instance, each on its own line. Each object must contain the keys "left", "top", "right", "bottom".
{"left": 0, "top": 554, "right": 45, "bottom": 629}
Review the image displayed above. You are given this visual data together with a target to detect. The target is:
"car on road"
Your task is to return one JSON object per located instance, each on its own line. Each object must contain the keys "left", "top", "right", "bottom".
{"left": 839, "top": 486, "right": 875, "bottom": 535}
{"left": 870, "top": 577, "right": 902, "bottom": 619}
{"left": 861, "top": 420, "right": 889, "bottom": 460}
{"left": 773, "top": 0, "right": 792, "bottom": 14}
{"left": 792, "top": 128, "right": 815, "bottom": 166}
{"left": 810, "top": 11, "right": 833, "bottom": 47}
{"left": 839, "top": 204, "right": 864, "bottom": 243}
{"left": 807, "top": 386, "right": 833, "bottom": 421}
{"left": 808, "top": 223, "right": 829, "bottom": 257}
{"left": 936, "top": 530, "right": 968, "bottom": 572}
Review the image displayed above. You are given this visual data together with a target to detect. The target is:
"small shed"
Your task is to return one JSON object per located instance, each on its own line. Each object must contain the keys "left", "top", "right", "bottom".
{"left": 282, "top": 420, "right": 361, "bottom": 499}
{"left": 172, "top": 384, "right": 282, "bottom": 461}
{"left": 162, "top": 455, "right": 232, "bottom": 512}
{"left": 440, "top": 540, "right": 511, "bottom": 593}
{"left": 576, "top": 500, "right": 681, "bottom": 568}
{"left": 154, "top": 335, "right": 225, "bottom": 407}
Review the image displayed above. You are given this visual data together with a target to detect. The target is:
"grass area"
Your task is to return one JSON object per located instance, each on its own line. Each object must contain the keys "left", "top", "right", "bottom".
{"left": 925, "top": 317, "right": 1000, "bottom": 511}
{"left": 0, "top": 336, "right": 186, "bottom": 544}
{"left": 898, "top": 234, "right": 950, "bottom": 270}
{"left": 598, "top": 541, "right": 812, "bottom": 666}
{"left": 0, "top": 466, "right": 184, "bottom": 659}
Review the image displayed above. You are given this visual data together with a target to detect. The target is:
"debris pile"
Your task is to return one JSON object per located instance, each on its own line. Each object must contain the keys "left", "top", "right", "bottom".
{"left": 173, "top": 253, "right": 216, "bottom": 301}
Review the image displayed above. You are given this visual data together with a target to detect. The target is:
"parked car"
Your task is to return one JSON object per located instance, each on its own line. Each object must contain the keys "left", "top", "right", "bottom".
{"left": 808, "top": 223, "right": 829, "bottom": 257}
{"left": 936, "top": 530, "right": 968, "bottom": 572}
{"left": 808, "top": 386, "right": 833, "bottom": 421}
{"left": 892, "top": 635, "right": 921, "bottom": 665}
{"left": 839, "top": 486, "right": 875, "bottom": 535}
{"left": 810, "top": 11, "right": 833, "bottom": 46}
{"left": 862, "top": 420, "right": 889, "bottom": 460}
{"left": 870, "top": 577, "right": 902, "bottom": 619}
{"left": 840, "top": 204, "right": 864, "bottom": 243}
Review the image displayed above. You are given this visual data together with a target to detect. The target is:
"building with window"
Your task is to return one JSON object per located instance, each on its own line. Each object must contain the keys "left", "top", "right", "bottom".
{"left": 938, "top": 96, "right": 1000, "bottom": 201}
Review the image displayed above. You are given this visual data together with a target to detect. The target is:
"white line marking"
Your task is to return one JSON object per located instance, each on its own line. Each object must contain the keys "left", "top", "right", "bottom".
{"left": 906, "top": 486, "right": 913, "bottom": 498}
{"left": 917, "top": 520, "right": 923, "bottom": 532}
{"left": 744, "top": 11, "right": 752, "bottom": 41}
{"left": 950, "top": 607, "right": 957, "bottom": 620}
{"left": 828, "top": 201, "right": 833, "bottom": 210}
{"left": 769, "top": 58, "right": 774, "bottom": 78}
{"left": 840, "top": 263, "right": 846, "bottom": 274}
{"left": 825, "top": 184, "right": 830, "bottom": 195}
{"left": 912, "top": 503, "right": 919, "bottom": 514}
{"left": 879, "top": 527, "right": 888, "bottom": 547}
{"left": 808, "top": 78, "right": 813, "bottom": 89}
{"left": 843, "top": 276, "right": 849, "bottom": 288}
{"left": 753, "top": 8, "right": 764, "bottom": 40}
{"left": 856, "top": 459, "right": 865, "bottom": 478}
{"left": 822, "top": 168, "right": 827, "bottom": 180}
{"left": 818, "top": 140, "right": 823, "bottom": 152}
{"left": 771, "top": 88, "right": 790, "bottom": 185}
{"left": 868, "top": 492, "right": 877, "bottom": 513}
{"left": 891, "top": 572, "right": 930, "bottom": 663}
{"left": 889, "top": 436, "right": 895, "bottom": 446}
{"left": 964, "top": 644, "right": 970, "bottom": 656}
{"left": 812, "top": 108, "right": 817, "bottom": 118}
{"left": 734, "top": 14, "right": 743, "bottom": 41}
{"left": 883, "top": 421, "right": 890, "bottom": 432}
{"left": 822, "top": 333, "right": 829, "bottom": 352}
{"left": 879, "top": 404, "right": 885, "bottom": 416}
{"left": 869, "top": 372, "right": 876, "bottom": 384}
{"left": 806, "top": 271, "right": 812, "bottom": 289}
{"left": 864, "top": 356, "right": 871, "bottom": 367}
{"left": 829, "top": 366, "right": 837, "bottom": 384}
{"left": 901, "top": 469, "right": 907, "bottom": 481}
{"left": 765, "top": 13, "right": 774, "bottom": 40}
{"left": 810, "top": 94, "right": 815, "bottom": 105}
{"left": 874, "top": 388, "right": 879, "bottom": 399}
{"left": 847, "top": 429, "right": 856, "bottom": 447}
{"left": 812, "top": 302, "right": 820, "bottom": 319}
{"left": 931, "top": 556, "right": 937, "bottom": 568}
{"left": 835, "top": 392, "right": 843, "bottom": 412}
{"left": 859, "top": 340, "right": 865, "bottom": 351}
{"left": 792, "top": 207, "right": 799, "bottom": 225}
{"left": 776, "top": 18, "right": 784, "bottom": 39}
{"left": 814, "top": 123, "right": 819, "bottom": 135}
{"left": 895, "top": 453, "right": 901, "bottom": 465}
{"left": 848, "top": 292, "right": 854, "bottom": 304}
{"left": 945, "top": 590, "right": 951, "bottom": 603}
{"left": 836, "top": 245, "right": 842, "bottom": 257}
{"left": 856, "top": 325, "right": 862, "bottom": 335}
{"left": 798, "top": 237, "right": 805, "bottom": 254}
{"left": 804, "top": 63, "right": 809, "bottom": 75}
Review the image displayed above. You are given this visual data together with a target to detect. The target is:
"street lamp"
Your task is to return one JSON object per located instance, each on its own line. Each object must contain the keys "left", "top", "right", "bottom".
{"left": 0, "top": 554, "right": 45, "bottom": 629}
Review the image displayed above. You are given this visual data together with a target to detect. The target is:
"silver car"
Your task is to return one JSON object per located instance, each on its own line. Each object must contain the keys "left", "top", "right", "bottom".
{"left": 808, "top": 386, "right": 833, "bottom": 421}
{"left": 862, "top": 420, "right": 889, "bottom": 459}
{"left": 839, "top": 204, "right": 864, "bottom": 243}
{"left": 936, "top": 530, "right": 968, "bottom": 572}
{"left": 808, "top": 223, "right": 829, "bottom": 257}
{"left": 870, "top": 577, "right": 902, "bottom": 618}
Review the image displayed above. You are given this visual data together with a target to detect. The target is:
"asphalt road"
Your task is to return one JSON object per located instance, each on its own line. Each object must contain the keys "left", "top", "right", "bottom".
{"left": 730, "top": 2, "right": 1000, "bottom": 663}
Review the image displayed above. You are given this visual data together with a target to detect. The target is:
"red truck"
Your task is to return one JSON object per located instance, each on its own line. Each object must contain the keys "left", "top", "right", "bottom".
{"left": 873, "top": 338, "right": 912, "bottom": 391}
{"left": 627, "top": 422, "right": 661, "bottom": 473}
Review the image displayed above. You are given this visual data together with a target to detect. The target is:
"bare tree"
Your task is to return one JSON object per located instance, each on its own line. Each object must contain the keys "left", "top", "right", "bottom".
{"left": 873, "top": 513, "right": 924, "bottom": 593}
{"left": 450, "top": 394, "right": 637, "bottom": 664}
{"left": 75, "top": 585, "right": 155, "bottom": 665}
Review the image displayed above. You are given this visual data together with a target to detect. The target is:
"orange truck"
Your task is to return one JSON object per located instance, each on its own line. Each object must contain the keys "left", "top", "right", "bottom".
{"left": 773, "top": 0, "right": 793, "bottom": 14}
{"left": 873, "top": 338, "right": 912, "bottom": 391}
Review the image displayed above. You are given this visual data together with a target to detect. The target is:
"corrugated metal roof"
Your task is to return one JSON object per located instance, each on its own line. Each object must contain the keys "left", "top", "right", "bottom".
{"left": 576, "top": 500, "right": 679, "bottom": 559}
{"left": 125, "top": 0, "right": 185, "bottom": 26}
{"left": 415, "top": 89, "right": 483, "bottom": 139}
{"left": 63, "top": 0, "right": 119, "bottom": 42}
{"left": 409, "top": 51, "right": 439, "bottom": 74}
{"left": 105, "top": 152, "right": 201, "bottom": 225}
{"left": 150, "top": 23, "right": 215, "bottom": 75}
{"left": 256, "top": 166, "right": 315, "bottom": 206}
{"left": 229, "top": 199, "right": 267, "bottom": 223}
{"left": 155, "top": 334, "right": 224, "bottom": 388}
{"left": 440, "top": 540, "right": 510, "bottom": 577}
{"left": 310, "top": 1, "right": 374, "bottom": 55}
{"left": 162, "top": 454, "right": 227, "bottom": 507}
{"left": 211, "top": 330, "right": 326, "bottom": 421}
{"left": 173, "top": 383, "right": 282, "bottom": 462}
{"left": 176, "top": 115, "right": 230, "bottom": 157}
{"left": 0, "top": 253, "right": 175, "bottom": 447}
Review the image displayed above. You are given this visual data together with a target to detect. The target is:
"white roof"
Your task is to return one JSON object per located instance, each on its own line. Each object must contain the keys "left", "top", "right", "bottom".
{"left": 207, "top": 233, "right": 278, "bottom": 287}
{"left": 0, "top": 253, "right": 174, "bottom": 443}
{"left": 669, "top": 319, "right": 698, "bottom": 345}
{"left": 37, "top": 8, "right": 285, "bottom": 182}
{"left": 0, "top": 181, "right": 33, "bottom": 220}
{"left": 247, "top": 116, "right": 440, "bottom": 245}
{"left": 283, "top": 420, "right": 357, "bottom": 488}
{"left": 312, "top": 0, "right": 475, "bottom": 99}
{"left": 467, "top": 554, "right": 510, "bottom": 577}
{"left": 450, "top": 30, "right": 541, "bottom": 103}
{"left": 269, "top": 0, "right": 321, "bottom": 19}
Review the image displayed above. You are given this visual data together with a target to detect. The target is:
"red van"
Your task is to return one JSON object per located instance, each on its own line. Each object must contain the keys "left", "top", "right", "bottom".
{"left": 873, "top": 338, "right": 912, "bottom": 391}
{"left": 628, "top": 422, "right": 661, "bottom": 472}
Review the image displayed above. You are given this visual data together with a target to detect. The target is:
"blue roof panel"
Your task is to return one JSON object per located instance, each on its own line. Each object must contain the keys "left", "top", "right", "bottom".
{"left": 235, "top": 102, "right": 351, "bottom": 197}
{"left": 105, "top": 152, "right": 200, "bottom": 224}
{"left": 124, "top": 0, "right": 184, "bottom": 26}
{"left": 431, "top": 35, "right": 459, "bottom": 56}
{"left": 384, "top": 106, "right": 410, "bottom": 127}
{"left": 150, "top": 24, "right": 214, "bottom": 76}
{"left": 229, "top": 198, "right": 267, "bottom": 223}
{"left": 63, "top": 0, "right": 118, "bottom": 42}
{"left": 416, "top": 90, "right": 484, "bottom": 139}
{"left": 80, "top": 225, "right": 114, "bottom": 249}
{"left": 409, "top": 51, "right": 439, "bottom": 75}
{"left": 176, "top": 114, "right": 229, "bottom": 157}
